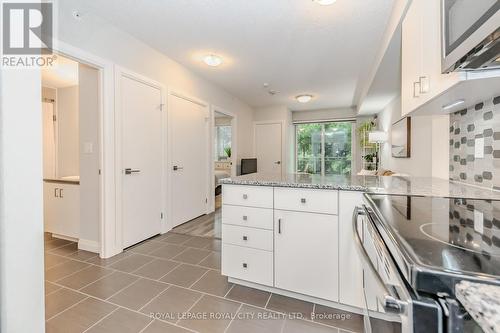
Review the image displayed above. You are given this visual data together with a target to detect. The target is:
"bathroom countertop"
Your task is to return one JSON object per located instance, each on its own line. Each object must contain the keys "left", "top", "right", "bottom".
{"left": 219, "top": 173, "right": 500, "bottom": 200}
{"left": 456, "top": 281, "right": 500, "bottom": 333}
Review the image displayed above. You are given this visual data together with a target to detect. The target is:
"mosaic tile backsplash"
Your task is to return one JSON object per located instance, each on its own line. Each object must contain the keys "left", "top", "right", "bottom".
{"left": 450, "top": 94, "right": 500, "bottom": 190}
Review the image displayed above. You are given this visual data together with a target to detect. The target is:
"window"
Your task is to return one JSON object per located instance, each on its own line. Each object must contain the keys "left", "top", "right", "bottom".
{"left": 295, "top": 121, "right": 353, "bottom": 176}
{"left": 214, "top": 125, "right": 232, "bottom": 161}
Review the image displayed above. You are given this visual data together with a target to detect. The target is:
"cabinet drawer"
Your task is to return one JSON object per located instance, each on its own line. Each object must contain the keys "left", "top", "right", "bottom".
{"left": 221, "top": 244, "right": 273, "bottom": 286}
{"left": 274, "top": 188, "right": 338, "bottom": 215}
{"left": 222, "top": 205, "right": 273, "bottom": 230}
{"left": 222, "top": 225, "right": 273, "bottom": 251}
{"left": 222, "top": 185, "right": 273, "bottom": 208}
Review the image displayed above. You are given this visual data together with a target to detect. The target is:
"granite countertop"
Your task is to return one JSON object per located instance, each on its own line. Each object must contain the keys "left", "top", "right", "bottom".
{"left": 219, "top": 173, "right": 500, "bottom": 200}
{"left": 456, "top": 281, "right": 500, "bottom": 333}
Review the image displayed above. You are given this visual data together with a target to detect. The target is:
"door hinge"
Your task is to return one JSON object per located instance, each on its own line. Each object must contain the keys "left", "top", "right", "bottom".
{"left": 160, "top": 103, "right": 165, "bottom": 111}
{"left": 205, "top": 198, "right": 208, "bottom": 203}
{"left": 98, "top": 169, "right": 101, "bottom": 175}
{"left": 52, "top": 115, "right": 57, "bottom": 121}
{"left": 160, "top": 212, "right": 164, "bottom": 219}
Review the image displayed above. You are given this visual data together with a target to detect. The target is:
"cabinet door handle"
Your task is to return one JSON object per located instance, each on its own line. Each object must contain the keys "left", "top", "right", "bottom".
{"left": 242, "top": 263, "right": 248, "bottom": 268}
{"left": 301, "top": 198, "right": 306, "bottom": 204}
{"left": 59, "top": 189, "right": 64, "bottom": 198}
{"left": 278, "top": 218, "right": 282, "bottom": 234}
{"left": 54, "top": 188, "right": 59, "bottom": 197}
{"left": 242, "top": 194, "right": 248, "bottom": 199}
{"left": 413, "top": 81, "right": 420, "bottom": 98}
{"left": 243, "top": 236, "right": 248, "bottom": 241}
{"left": 242, "top": 215, "right": 247, "bottom": 221}
{"left": 419, "top": 76, "right": 429, "bottom": 94}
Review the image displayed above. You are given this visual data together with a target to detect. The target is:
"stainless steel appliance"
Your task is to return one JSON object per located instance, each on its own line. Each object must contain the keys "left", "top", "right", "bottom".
{"left": 441, "top": 0, "right": 500, "bottom": 73}
{"left": 353, "top": 194, "right": 497, "bottom": 332}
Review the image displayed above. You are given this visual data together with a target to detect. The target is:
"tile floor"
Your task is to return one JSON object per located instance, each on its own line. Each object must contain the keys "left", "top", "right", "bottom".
{"left": 173, "top": 195, "right": 222, "bottom": 238}
{"left": 44, "top": 231, "right": 396, "bottom": 333}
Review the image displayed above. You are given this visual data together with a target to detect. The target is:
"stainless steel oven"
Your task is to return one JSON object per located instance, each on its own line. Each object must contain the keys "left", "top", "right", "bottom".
{"left": 441, "top": 0, "right": 500, "bottom": 72}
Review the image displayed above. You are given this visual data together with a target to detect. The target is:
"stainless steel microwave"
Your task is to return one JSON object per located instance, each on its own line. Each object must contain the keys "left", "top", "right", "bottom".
{"left": 441, "top": 0, "right": 500, "bottom": 73}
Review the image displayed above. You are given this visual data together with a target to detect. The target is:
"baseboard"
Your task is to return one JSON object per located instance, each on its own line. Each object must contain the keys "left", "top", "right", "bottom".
{"left": 78, "top": 239, "right": 100, "bottom": 254}
{"left": 51, "top": 233, "right": 78, "bottom": 242}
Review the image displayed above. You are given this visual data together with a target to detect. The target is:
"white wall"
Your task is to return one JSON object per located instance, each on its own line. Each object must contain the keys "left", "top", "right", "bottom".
{"left": 0, "top": 68, "right": 45, "bottom": 332}
{"left": 56, "top": 2, "right": 255, "bottom": 164}
{"left": 378, "top": 96, "right": 449, "bottom": 178}
{"left": 292, "top": 107, "right": 356, "bottom": 122}
{"left": 57, "top": 85, "right": 79, "bottom": 177}
{"left": 79, "top": 64, "right": 100, "bottom": 249}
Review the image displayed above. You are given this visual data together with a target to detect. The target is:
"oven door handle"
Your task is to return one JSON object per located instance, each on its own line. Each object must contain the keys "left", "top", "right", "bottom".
{"left": 352, "top": 206, "right": 408, "bottom": 315}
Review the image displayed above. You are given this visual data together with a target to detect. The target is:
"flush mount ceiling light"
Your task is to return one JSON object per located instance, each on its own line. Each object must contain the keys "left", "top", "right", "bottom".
{"left": 296, "top": 94, "right": 313, "bottom": 103}
{"left": 203, "top": 54, "right": 223, "bottom": 67}
{"left": 313, "top": 0, "right": 337, "bottom": 5}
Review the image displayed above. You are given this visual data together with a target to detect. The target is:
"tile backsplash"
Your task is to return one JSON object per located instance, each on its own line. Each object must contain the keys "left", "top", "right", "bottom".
{"left": 450, "top": 94, "right": 500, "bottom": 189}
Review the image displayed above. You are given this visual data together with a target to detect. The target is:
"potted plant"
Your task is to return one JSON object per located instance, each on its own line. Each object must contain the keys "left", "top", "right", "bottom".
{"left": 224, "top": 147, "right": 232, "bottom": 158}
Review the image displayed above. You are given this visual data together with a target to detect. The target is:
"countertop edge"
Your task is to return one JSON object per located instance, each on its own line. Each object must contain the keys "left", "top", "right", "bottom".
{"left": 456, "top": 281, "right": 500, "bottom": 333}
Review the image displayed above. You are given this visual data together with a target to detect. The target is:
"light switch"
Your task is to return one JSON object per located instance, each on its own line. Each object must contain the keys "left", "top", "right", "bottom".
{"left": 474, "top": 209, "right": 484, "bottom": 235}
{"left": 83, "top": 142, "right": 93, "bottom": 154}
{"left": 474, "top": 138, "right": 484, "bottom": 158}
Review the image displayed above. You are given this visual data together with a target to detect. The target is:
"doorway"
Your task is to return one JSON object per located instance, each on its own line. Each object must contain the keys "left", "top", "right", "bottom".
{"left": 254, "top": 121, "right": 283, "bottom": 175}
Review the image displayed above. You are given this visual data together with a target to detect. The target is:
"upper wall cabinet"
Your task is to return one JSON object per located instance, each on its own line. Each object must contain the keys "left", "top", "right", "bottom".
{"left": 401, "top": 0, "right": 500, "bottom": 116}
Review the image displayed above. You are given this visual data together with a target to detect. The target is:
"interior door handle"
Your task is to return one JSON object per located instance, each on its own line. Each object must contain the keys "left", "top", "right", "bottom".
{"left": 54, "top": 188, "right": 59, "bottom": 197}
{"left": 125, "top": 168, "right": 141, "bottom": 175}
{"left": 274, "top": 161, "right": 281, "bottom": 165}
{"left": 173, "top": 165, "right": 184, "bottom": 171}
{"left": 59, "top": 188, "right": 63, "bottom": 198}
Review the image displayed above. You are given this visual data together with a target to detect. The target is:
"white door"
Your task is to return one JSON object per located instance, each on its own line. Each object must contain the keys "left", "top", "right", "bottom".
{"left": 255, "top": 123, "right": 282, "bottom": 175}
{"left": 121, "top": 75, "right": 163, "bottom": 248}
{"left": 170, "top": 94, "right": 208, "bottom": 227}
{"left": 42, "top": 102, "right": 56, "bottom": 178}
{"left": 274, "top": 210, "right": 339, "bottom": 301}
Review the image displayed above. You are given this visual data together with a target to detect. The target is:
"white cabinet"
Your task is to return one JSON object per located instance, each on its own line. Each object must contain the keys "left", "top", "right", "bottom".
{"left": 222, "top": 244, "right": 273, "bottom": 286}
{"left": 274, "top": 210, "right": 339, "bottom": 302}
{"left": 401, "top": 0, "right": 463, "bottom": 116}
{"left": 222, "top": 185, "right": 273, "bottom": 208}
{"left": 44, "top": 181, "right": 80, "bottom": 238}
{"left": 274, "top": 187, "right": 338, "bottom": 215}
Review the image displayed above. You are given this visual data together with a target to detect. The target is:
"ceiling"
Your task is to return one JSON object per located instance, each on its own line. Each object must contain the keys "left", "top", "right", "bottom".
{"left": 67, "top": 0, "right": 395, "bottom": 111}
{"left": 42, "top": 54, "right": 79, "bottom": 88}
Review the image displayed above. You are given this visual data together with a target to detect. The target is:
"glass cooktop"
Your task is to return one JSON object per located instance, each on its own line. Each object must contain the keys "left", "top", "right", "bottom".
{"left": 366, "top": 194, "right": 500, "bottom": 294}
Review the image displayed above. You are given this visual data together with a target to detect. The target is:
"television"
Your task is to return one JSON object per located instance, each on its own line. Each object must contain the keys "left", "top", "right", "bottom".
{"left": 241, "top": 158, "right": 257, "bottom": 175}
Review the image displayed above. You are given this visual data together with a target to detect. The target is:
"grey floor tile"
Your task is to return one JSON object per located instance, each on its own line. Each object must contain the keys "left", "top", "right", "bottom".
{"left": 142, "top": 320, "right": 192, "bottom": 333}
{"left": 313, "top": 305, "right": 364, "bottom": 332}
{"left": 81, "top": 271, "right": 139, "bottom": 300}
{"left": 108, "top": 278, "right": 169, "bottom": 310}
{"left": 226, "top": 285, "right": 271, "bottom": 308}
{"left": 57, "top": 265, "right": 114, "bottom": 290}
{"left": 45, "top": 260, "right": 90, "bottom": 282}
{"left": 266, "top": 294, "right": 314, "bottom": 320}
{"left": 172, "top": 248, "right": 211, "bottom": 265}
{"left": 86, "top": 251, "right": 132, "bottom": 267}
{"left": 45, "top": 253, "right": 69, "bottom": 270}
{"left": 226, "top": 304, "right": 285, "bottom": 333}
{"left": 127, "top": 240, "right": 165, "bottom": 255}
{"left": 177, "top": 295, "right": 240, "bottom": 333}
{"left": 149, "top": 244, "right": 188, "bottom": 260}
{"left": 198, "top": 252, "right": 221, "bottom": 270}
{"left": 204, "top": 238, "right": 222, "bottom": 252}
{"left": 86, "top": 308, "right": 152, "bottom": 333}
{"left": 45, "top": 288, "right": 86, "bottom": 319}
{"left": 68, "top": 250, "right": 99, "bottom": 261}
{"left": 45, "top": 281, "right": 61, "bottom": 295}
{"left": 183, "top": 236, "right": 213, "bottom": 249}
{"left": 132, "top": 258, "right": 180, "bottom": 280}
{"left": 160, "top": 264, "right": 208, "bottom": 287}
{"left": 46, "top": 297, "right": 116, "bottom": 333}
{"left": 109, "top": 254, "right": 154, "bottom": 273}
{"left": 283, "top": 319, "right": 339, "bottom": 333}
{"left": 48, "top": 242, "right": 79, "bottom": 256}
{"left": 191, "top": 270, "right": 233, "bottom": 297}
{"left": 159, "top": 233, "right": 193, "bottom": 244}
{"left": 140, "top": 286, "right": 202, "bottom": 323}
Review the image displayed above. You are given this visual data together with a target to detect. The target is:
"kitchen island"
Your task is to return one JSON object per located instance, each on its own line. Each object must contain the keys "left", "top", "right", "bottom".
{"left": 219, "top": 173, "right": 500, "bottom": 317}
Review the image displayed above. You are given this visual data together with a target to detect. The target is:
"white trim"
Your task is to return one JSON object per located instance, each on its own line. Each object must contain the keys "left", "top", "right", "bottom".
{"left": 114, "top": 66, "right": 167, "bottom": 245}
{"left": 77, "top": 239, "right": 100, "bottom": 253}
{"left": 51, "top": 40, "right": 115, "bottom": 258}
{"left": 211, "top": 106, "right": 238, "bottom": 212}
{"left": 253, "top": 120, "right": 286, "bottom": 175}
{"left": 167, "top": 90, "right": 211, "bottom": 228}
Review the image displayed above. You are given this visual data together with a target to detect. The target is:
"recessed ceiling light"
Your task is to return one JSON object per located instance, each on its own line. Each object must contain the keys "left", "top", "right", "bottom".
{"left": 296, "top": 94, "right": 313, "bottom": 103}
{"left": 313, "top": 0, "right": 337, "bottom": 5}
{"left": 203, "top": 54, "right": 223, "bottom": 67}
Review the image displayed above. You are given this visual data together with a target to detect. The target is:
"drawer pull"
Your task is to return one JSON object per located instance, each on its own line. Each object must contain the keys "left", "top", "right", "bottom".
{"left": 242, "top": 263, "right": 248, "bottom": 268}
{"left": 242, "top": 215, "right": 248, "bottom": 221}
{"left": 243, "top": 236, "right": 248, "bottom": 241}
{"left": 243, "top": 194, "right": 248, "bottom": 199}
{"left": 301, "top": 198, "right": 306, "bottom": 203}
{"left": 278, "top": 218, "right": 282, "bottom": 234}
